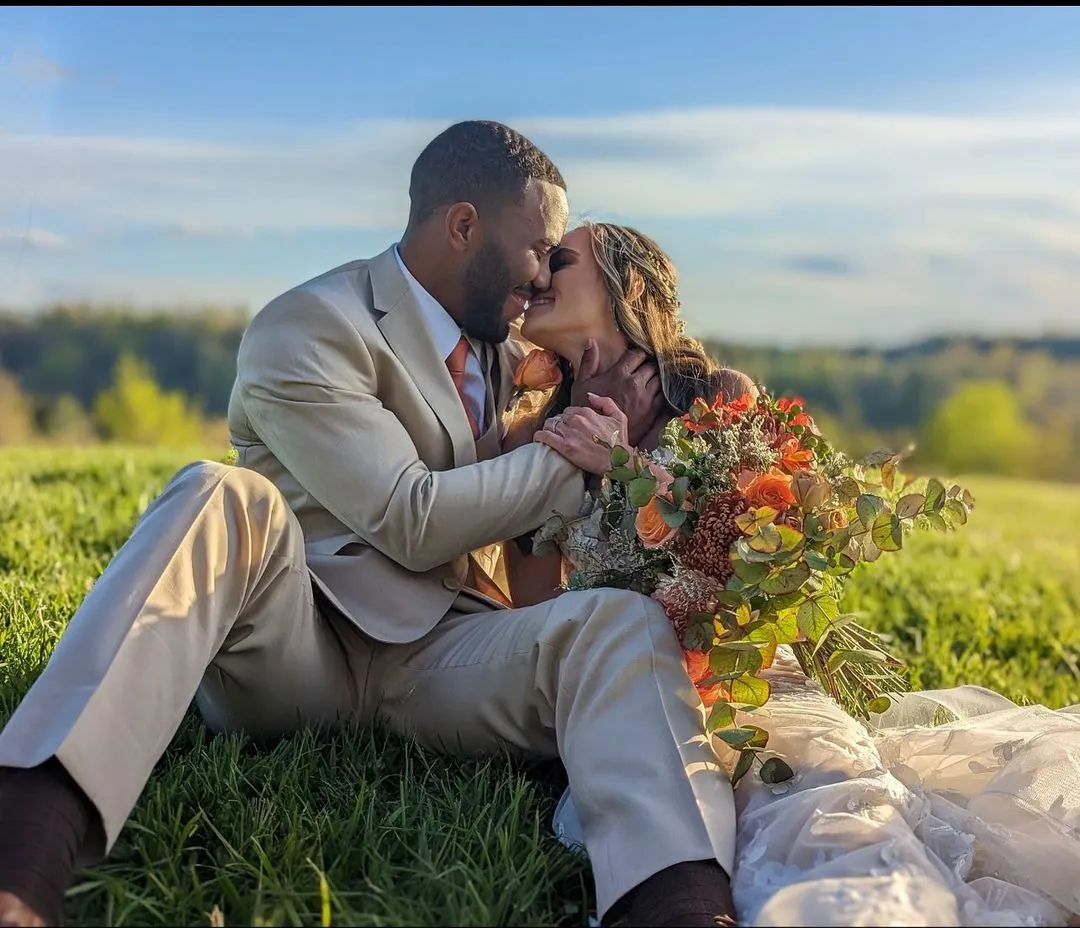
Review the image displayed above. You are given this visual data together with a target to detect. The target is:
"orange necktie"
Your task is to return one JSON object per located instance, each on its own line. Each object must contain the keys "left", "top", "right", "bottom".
{"left": 445, "top": 336, "right": 511, "bottom": 607}
{"left": 447, "top": 335, "right": 481, "bottom": 440}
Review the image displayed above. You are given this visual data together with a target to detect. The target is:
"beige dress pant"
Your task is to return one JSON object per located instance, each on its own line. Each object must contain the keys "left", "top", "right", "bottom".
{"left": 0, "top": 461, "right": 736, "bottom": 918}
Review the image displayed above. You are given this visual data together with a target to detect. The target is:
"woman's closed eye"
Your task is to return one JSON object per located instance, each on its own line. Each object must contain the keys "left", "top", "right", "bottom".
{"left": 549, "top": 247, "right": 574, "bottom": 274}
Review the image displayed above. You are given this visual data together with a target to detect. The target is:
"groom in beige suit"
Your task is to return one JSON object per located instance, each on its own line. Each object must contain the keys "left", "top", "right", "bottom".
{"left": 0, "top": 121, "right": 737, "bottom": 928}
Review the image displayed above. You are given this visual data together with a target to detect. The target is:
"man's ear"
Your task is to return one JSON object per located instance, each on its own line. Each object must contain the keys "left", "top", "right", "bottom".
{"left": 445, "top": 202, "right": 481, "bottom": 253}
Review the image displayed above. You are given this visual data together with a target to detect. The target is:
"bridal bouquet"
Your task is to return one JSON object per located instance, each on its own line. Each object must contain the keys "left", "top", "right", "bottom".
{"left": 533, "top": 389, "right": 975, "bottom": 785}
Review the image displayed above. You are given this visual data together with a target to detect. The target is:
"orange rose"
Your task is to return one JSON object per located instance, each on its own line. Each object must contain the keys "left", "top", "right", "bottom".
{"left": 685, "top": 649, "right": 710, "bottom": 684}
{"left": 513, "top": 349, "right": 562, "bottom": 392}
{"left": 739, "top": 467, "right": 796, "bottom": 512}
{"left": 777, "top": 436, "right": 814, "bottom": 473}
{"left": 697, "top": 682, "right": 726, "bottom": 709}
{"left": 636, "top": 496, "right": 680, "bottom": 550}
{"left": 684, "top": 650, "right": 727, "bottom": 708}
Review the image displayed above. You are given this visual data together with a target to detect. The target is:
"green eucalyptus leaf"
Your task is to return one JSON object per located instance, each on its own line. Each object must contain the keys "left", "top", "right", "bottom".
{"left": 715, "top": 590, "right": 747, "bottom": 609}
{"left": 945, "top": 498, "right": 968, "bottom": 525}
{"left": 730, "top": 674, "right": 770, "bottom": 707}
{"left": 709, "top": 645, "right": 763, "bottom": 677}
{"left": 867, "top": 696, "right": 893, "bottom": 714}
{"left": 735, "top": 538, "right": 780, "bottom": 564}
{"left": 768, "top": 590, "right": 807, "bottom": 612}
{"left": 607, "top": 466, "right": 636, "bottom": 483}
{"left": 797, "top": 596, "right": 839, "bottom": 641}
{"left": 856, "top": 494, "right": 886, "bottom": 527}
{"left": 926, "top": 511, "right": 950, "bottom": 532}
{"left": 895, "top": 493, "right": 925, "bottom": 520}
{"left": 732, "top": 750, "right": 755, "bottom": 785}
{"left": 717, "top": 727, "right": 759, "bottom": 748}
{"left": 759, "top": 757, "right": 795, "bottom": 784}
{"left": 775, "top": 524, "right": 805, "bottom": 552}
{"left": 828, "top": 552, "right": 858, "bottom": 577}
{"left": 759, "top": 561, "right": 812, "bottom": 595}
{"left": 859, "top": 449, "right": 898, "bottom": 468}
{"left": 773, "top": 608, "right": 799, "bottom": 644}
{"left": 870, "top": 512, "right": 903, "bottom": 552}
{"left": 628, "top": 475, "right": 659, "bottom": 507}
{"left": 747, "top": 725, "right": 770, "bottom": 749}
{"left": 803, "top": 513, "right": 829, "bottom": 542}
{"left": 610, "top": 445, "right": 630, "bottom": 468}
{"left": 804, "top": 549, "right": 829, "bottom": 571}
{"left": 707, "top": 701, "right": 736, "bottom": 731}
{"left": 748, "top": 523, "right": 783, "bottom": 554}
{"left": 925, "top": 477, "right": 947, "bottom": 512}
{"left": 660, "top": 509, "right": 688, "bottom": 529}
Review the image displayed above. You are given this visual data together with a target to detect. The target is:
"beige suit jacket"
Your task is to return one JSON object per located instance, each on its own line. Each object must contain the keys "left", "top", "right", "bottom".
{"left": 226, "top": 246, "right": 586, "bottom": 644}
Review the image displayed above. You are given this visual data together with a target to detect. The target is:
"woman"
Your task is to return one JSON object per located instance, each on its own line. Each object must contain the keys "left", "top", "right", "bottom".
{"left": 507, "top": 221, "right": 1080, "bottom": 927}
{"left": 502, "top": 221, "right": 757, "bottom": 607}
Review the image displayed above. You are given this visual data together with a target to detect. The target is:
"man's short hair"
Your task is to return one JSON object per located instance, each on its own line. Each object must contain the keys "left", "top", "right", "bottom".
{"left": 408, "top": 120, "right": 566, "bottom": 226}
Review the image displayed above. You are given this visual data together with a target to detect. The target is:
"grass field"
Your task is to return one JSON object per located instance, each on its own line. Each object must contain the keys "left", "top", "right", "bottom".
{"left": 1, "top": 446, "right": 1079, "bottom": 927}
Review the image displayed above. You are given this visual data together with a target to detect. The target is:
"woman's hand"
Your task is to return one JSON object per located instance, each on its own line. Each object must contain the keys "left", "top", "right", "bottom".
{"left": 534, "top": 394, "right": 631, "bottom": 476}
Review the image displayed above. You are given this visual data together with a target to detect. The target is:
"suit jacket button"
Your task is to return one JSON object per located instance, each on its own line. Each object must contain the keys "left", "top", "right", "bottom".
{"left": 442, "top": 577, "right": 463, "bottom": 591}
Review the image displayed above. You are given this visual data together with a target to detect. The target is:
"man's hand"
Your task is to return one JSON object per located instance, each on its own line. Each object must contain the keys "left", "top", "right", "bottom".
{"left": 534, "top": 395, "right": 631, "bottom": 476}
{"left": 570, "top": 339, "right": 667, "bottom": 447}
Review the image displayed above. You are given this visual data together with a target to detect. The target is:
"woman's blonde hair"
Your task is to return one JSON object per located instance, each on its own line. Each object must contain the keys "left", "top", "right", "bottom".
{"left": 583, "top": 221, "right": 757, "bottom": 413}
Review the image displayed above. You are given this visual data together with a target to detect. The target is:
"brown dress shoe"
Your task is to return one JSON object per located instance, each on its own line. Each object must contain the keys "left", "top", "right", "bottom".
{"left": 0, "top": 892, "right": 48, "bottom": 927}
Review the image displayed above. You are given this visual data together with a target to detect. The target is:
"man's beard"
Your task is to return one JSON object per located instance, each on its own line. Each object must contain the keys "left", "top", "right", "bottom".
{"left": 461, "top": 239, "right": 513, "bottom": 344}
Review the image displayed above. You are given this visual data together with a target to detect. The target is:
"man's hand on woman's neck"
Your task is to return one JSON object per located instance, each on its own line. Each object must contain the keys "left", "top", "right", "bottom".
{"left": 565, "top": 332, "right": 629, "bottom": 378}
{"left": 567, "top": 337, "right": 669, "bottom": 449}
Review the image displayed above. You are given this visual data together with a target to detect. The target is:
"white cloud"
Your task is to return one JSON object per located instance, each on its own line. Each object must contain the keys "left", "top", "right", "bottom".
{"left": 1, "top": 105, "right": 1078, "bottom": 343}
{"left": 0, "top": 226, "right": 69, "bottom": 251}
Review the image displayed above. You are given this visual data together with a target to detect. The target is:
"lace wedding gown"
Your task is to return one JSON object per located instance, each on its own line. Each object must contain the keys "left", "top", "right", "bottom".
{"left": 553, "top": 644, "right": 1080, "bottom": 926}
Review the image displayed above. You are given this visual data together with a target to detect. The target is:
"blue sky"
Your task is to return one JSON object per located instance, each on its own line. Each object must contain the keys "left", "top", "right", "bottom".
{"left": 2, "top": 6, "right": 1079, "bottom": 345}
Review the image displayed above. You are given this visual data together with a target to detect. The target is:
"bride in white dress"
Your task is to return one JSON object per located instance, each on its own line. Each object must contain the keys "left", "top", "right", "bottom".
{"left": 503, "top": 221, "right": 1080, "bottom": 926}
{"left": 554, "top": 643, "right": 1080, "bottom": 926}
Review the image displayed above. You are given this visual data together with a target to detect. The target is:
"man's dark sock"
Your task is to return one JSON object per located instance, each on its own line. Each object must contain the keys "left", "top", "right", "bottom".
{"left": 0, "top": 759, "right": 96, "bottom": 926}
{"left": 602, "top": 859, "right": 736, "bottom": 928}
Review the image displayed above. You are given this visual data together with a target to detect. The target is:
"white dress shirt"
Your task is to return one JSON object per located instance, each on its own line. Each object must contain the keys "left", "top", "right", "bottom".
{"left": 393, "top": 244, "right": 487, "bottom": 433}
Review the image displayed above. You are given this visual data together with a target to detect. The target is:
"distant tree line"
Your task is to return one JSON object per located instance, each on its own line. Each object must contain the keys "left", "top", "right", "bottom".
{"left": 1, "top": 305, "right": 1078, "bottom": 481}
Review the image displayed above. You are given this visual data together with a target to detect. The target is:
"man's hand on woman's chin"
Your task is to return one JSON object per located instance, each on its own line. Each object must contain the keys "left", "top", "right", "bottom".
{"left": 534, "top": 395, "right": 632, "bottom": 477}
{"left": 570, "top": 339, "right": 667, "bottom": 448}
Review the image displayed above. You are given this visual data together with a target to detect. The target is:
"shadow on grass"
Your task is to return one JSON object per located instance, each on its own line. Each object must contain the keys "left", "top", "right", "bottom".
{"left": 67, "top": 715, "right": 591, "bottom": 928}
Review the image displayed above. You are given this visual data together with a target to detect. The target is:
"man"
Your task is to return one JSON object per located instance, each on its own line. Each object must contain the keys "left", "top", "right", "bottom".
{"left": 0, "top": 121, "right": 737, "bottom": 928}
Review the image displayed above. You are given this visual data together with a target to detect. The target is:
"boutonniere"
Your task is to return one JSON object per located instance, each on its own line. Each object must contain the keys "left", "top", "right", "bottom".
{"left": 512, "top": 348, "right": 563, "bottom": 398}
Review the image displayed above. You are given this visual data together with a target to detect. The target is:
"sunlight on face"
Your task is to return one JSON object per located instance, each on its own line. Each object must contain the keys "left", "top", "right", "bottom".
{"left": 519, "top": 226, "right": 619, "bottom": 357}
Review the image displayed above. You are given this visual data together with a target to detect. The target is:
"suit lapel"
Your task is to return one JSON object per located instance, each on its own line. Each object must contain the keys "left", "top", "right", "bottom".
{"left": 370, "top": 247, "right": 477, "bottom": 467}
